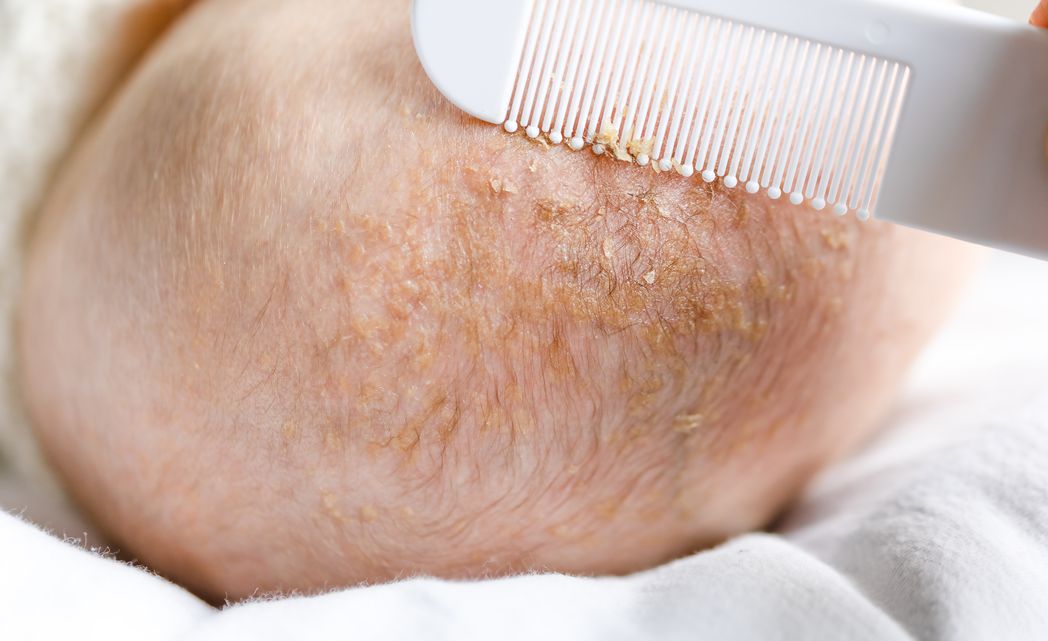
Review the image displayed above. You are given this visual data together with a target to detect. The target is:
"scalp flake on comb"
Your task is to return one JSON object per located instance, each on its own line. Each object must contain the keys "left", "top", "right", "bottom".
{"left": 414, "top": 0, "right": 1048, "bottom": 258}
{"left": 502, "top": 0, "right": 911, "bottom": 220}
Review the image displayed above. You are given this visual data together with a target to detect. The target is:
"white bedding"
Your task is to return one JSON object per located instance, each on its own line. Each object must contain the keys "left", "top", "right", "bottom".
{"left": 2, "top": 1, "right": 1047, "bottom": 639}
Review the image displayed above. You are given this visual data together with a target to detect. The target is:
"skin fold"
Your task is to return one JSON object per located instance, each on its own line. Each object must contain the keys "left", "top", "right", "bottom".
{"left": 18, "top": 0, "right": 981, "bottom": 600}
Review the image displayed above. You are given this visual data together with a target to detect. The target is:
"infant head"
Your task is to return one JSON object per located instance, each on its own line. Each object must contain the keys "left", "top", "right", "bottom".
{"left": 19, "top": 0, "right": 975, "bottom": 600}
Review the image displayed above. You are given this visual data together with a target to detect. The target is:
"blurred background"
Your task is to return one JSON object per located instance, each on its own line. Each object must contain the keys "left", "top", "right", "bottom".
{"left": 966, "top": 0, "right": 1031, "bottom": 17}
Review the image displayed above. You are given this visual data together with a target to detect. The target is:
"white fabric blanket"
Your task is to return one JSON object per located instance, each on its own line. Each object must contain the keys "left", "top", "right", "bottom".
{"left": 3, "top": 1, "right": 1048, "bottom": 639}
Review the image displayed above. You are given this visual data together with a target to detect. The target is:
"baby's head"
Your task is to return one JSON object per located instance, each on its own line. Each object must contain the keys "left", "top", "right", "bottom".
{"left": 19, "top": 0, "right": 976, "bottom": 600}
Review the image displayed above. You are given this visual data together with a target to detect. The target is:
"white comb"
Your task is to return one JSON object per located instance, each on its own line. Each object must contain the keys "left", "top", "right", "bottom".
{"left": 412, "top": 0, "right": 1048, "bottom": 258}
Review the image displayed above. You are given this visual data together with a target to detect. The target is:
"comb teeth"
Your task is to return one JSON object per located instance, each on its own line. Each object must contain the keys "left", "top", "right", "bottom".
{"left": 504, "top": 0, "right": 912, "bottom": 219}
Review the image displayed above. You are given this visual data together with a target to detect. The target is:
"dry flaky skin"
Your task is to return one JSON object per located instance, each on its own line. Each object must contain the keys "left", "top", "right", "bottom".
{"left": 19, "top": 0, "right": 978, "bottom": 601}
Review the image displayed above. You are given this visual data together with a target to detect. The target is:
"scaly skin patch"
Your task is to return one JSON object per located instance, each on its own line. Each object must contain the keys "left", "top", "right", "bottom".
{"left": 17, "top": 0, "right": 978, "bottom": 600}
